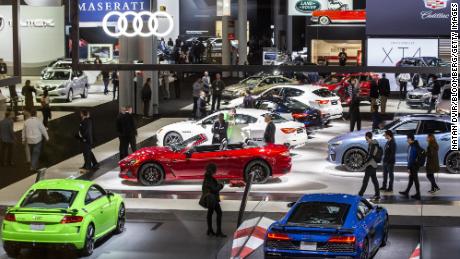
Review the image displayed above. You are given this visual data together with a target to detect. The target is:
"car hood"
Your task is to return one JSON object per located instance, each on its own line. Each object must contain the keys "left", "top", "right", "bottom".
{"left": 123, "top": 146, "right": 172, "bottom": 163}
{"left": 328, "top": 129, "right": 369, "bottom": 144}
{"left": 225, "top": 83, "right": 247, "bottom": 92}
{"left": 408, "top": 88, "right": 430, "bottom": 95}
{"left": 37, "top": 80, "right": 68, "bottom": 86}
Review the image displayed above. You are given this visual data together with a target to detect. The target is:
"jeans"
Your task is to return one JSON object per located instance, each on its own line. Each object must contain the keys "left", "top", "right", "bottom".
{"left": 207, "top": 202, "right": 223, "bottom": 233}
{"left": 29, "top": 141, "right": 42, "bottom": 170}
{"left": 426, "top": 173, "right": 439, "bottom": 190}
{"left": 42, "top": 107, "right": 51, "bottom": 128}
{"left": 211, "top": 94, "right": 222, "bottom": 111}
{"left": 404, "top": 166, "right": 420, "bottom": 195}
{"left": 380, "top": 96, "right": 388, "bottom": 113}
{"left": 382, "top": 163, "right": 394, "bottom": 190}
{"left": 119, "top": 136, "right": 137, "bottom": 160}
{"left": 359, "top": 166, "right": 380, "bottom": 197}
{"left": 399, "top": 82, "right": 407, "bottom": 99}
{"left": 0, "top": 141, "right": 13, "bottom": 165}
{"left": 103, "top": 79, "right": 110, "bottom": 94}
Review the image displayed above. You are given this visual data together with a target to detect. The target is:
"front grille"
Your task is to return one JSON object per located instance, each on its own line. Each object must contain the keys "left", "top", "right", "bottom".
{"left": 409, "top": 95, "right": 422, "bottom": 99}
{"left": 266, "top": 240, "right": 300, "bottom": 250}
{"left": 317, "top": 242, "right": 355, "bottom": 253}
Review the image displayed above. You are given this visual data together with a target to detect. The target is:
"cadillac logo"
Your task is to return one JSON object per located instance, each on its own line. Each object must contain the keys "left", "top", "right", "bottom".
{"left": 0, "top": 15, "right": 4, "bottom": 31}
{"left": 423, "top": 0, "right": 448, "bottom": 10}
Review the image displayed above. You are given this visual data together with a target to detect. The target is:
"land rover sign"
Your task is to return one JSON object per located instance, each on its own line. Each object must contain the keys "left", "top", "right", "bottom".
{"left": 288, "top": 0, "right": 353, "bottom": 16}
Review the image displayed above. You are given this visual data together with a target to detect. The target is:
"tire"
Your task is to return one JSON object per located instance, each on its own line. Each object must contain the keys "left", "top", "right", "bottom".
{"left": 3, "top": 243, "right": 20, "bottom": 258}
{"left": 446, "top": 151, "right": 460, "bottom": 174}
{"left": 114, "top": 203, "right": 126, "bottom": 234}
{"left": 79, "top": 224, "right": 95, "bottom": 257}
{"left": 67, "top": 89, "right": 74, "bottom": 102}
{"left": 381, "top": 218, "right": 389, "bottom": 247}
{"left": 360, "top": 238, "right": 370, "bottom": 259}
{"left": 343, "top": 148, "right": 367, "bottom": 172}
{"left": 81, "top": 86, "right": 88, "bottom": 98}
{"left": 138, "top": 163, "right": 165, "bottom": 186}
{"left": 244, "top": 160, "right": 270, "bottom": 184}
{"left": 163, "top": 132, "right": 183, "bottom": 147}
{"left": 319, "top": 16, "right": 331, "bottom": 25}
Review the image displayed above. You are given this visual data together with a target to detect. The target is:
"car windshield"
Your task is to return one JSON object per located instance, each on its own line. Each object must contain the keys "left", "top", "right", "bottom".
{"left": 323, "top": 75, "right": 343, "bottom": 85}
{"left": 400, "top": 59, "right": 417, "bottom": 66}
{"left": 240, "top": 77, "right": 262, "bottom": 86}
{"left": 55, "top": 63, "right": 71, "bottom": 69}
{"left": 442, "top": 88, "right": 451, "bottom": 100}
{"left": 283, "top": 99, "right": 309, "bottom": 110}
{"left": 262, "top": 113, "right": 287, "bottom": 123}
{"left": 21, "top": 189, "right": 78, "bottom": 209}
{"left": 383, "top": 119, "right": 401, "bottom": 130}
{"left": 42, "top": 71, "right": 70, "bottom": 80}
{"left": 287, "top": 202, "right": 349, "bottom": 226}
{"left": 170, "top": 135, "right": 207, "bottom": 152}
{"left": 313, "top": 88, "right": 335, "bottom": 98}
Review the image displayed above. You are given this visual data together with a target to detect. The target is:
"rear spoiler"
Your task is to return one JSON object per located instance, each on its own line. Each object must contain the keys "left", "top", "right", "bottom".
{"left": 272, "top": 225, "right": 355, "bottom": 234}
{"left": 8, "top": 208, "right": 78, "bottom": 215}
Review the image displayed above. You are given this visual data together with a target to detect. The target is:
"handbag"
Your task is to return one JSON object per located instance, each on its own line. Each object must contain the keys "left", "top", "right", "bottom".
{"left": 199, "top": 193, "right": 209, "bottom": 208}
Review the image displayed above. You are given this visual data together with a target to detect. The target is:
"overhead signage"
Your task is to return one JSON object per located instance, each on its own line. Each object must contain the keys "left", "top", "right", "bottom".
{"left": 288, "top": 0, "right": 353, "bottom": 16}
{"left": 102, "top": 11, "right": 174, "bottom": 38}
{"left": 366, "top": 0, "right": 450, "bottom": 36}
{"left": 79, "top": 0, "right": 150, "bottom": 23}
{"left": 0, "top": 16, "right": 55, "bottom": 31}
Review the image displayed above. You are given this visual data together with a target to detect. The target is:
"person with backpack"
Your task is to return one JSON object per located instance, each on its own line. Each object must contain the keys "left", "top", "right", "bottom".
{"left": 425, "top": 133, "right": 440, "bottom": 194}
{"left": 380, "top": 130, "right": 396, "bottom": 192}
{"left": 358, "top": 132, "right": 381, "bottom": 200}
{"left": 399, "top": 133, "right": 423, "bottom": 200}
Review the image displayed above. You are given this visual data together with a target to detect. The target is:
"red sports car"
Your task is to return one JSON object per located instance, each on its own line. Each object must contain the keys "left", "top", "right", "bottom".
{"left": 321, "top": 73, "right": 379, "bottom": 105}
{"left": 119, "top": 134, "right": 292, "bottom": 186}
{"left": 311, "top": 10, "right": 366, "bottom": 25}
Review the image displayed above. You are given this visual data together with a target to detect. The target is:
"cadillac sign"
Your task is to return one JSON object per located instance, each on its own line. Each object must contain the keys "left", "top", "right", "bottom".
{"left": 421, "top": 0, "right": 449, "bottom": 20}
{"left": 423, "top": 0, "right": 448, "bottom": 10}
{"left": 295, "top": 0, "right": 321, "bottom": 13}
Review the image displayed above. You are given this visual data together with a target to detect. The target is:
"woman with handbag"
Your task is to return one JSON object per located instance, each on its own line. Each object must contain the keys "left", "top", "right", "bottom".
{"left": 200, "top": 163, "right": 226, "bottom": 237}
{"left": 426, "top": 134, "right": 440, "bottom": 194}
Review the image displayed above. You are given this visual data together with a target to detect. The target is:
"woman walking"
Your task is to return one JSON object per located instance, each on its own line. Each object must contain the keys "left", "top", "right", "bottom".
{"left": 200, "top": 163, "right": 226, "bottom": 237}
{"left": 426, "top": 134, "right": 440, "bottom": 194}
{"left": 40, "top": 90, "right": 51, "bottom": 128}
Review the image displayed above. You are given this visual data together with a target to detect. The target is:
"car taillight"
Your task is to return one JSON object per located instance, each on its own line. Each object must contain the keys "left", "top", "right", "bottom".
{"left": 328, "top": 236, "right": 356, "bottom": 243}
{"left": 61, "top": 215, "right": 83, "bottom": 224}
{"left": 4, "top": 213, "right": 15, "bottom": 222}
{"left": 316, "top": 100, "right": 329, "bottom": 105}
{"left": 292, "top": 113, "right": 308, "bottom": 119}
{"left": 281, "top": 128, "right": 296, "bottom": 134}
{"left": 267, "top": 232, "right": 291, "bottom": 240}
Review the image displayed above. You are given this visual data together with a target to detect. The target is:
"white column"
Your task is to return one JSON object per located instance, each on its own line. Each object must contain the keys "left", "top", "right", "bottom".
{"left": 238, "top": 0, "right": 248, "bottom": 68}
{"left": 151, "top": 0, "right": 159, "bottom": 114}
{"left": 119, "top": 36, "right": 138, "bottom": 109}
{"left": 222, "top": 15, "right": 231, "bottom": 77}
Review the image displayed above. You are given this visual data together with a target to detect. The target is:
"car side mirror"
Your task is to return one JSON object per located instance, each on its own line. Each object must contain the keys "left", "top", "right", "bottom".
{"left": 287, "top": 202, "right": 296, "bottom": 208}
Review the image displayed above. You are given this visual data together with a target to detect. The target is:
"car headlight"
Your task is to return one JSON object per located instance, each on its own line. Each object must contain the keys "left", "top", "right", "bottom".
{"left": 126, "top": 159, "right": 138, "bottom": 166}
{"left": 330, "top": 141, "right": 342, "bottom": 146}
{"left": 58, "top": 84, "right": 65, "bottom": 89}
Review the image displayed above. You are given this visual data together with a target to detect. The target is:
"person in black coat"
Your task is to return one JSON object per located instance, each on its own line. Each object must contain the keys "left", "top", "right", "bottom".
{"left": 112, "top": 70, "right": 119, "bottom": 100}
{"left": 264, "top": 114, "right": 276, "bottom": 144}
{"left": 212, "top": 113, "right": 228, "bottom": 144}
{"left": 427, "top": 76, "right": 442, "bottom": 114}
{"left": 348, "top": 96, "right": 361, "bottom": 132}
{"left": 371, "top": 105, "right": 383, "bottom": 131}
{"left": 141, "top": 78, "right": 152, "bottom": 118}
{"left": 369, "top": 79, "right": 379, "bottom": 112}
{"left": 378, "top": 74, "right": 390, "bottom": 113}
{"left": 77, "top": 110, "right": 98, "bottom": 173}
{"left": 380, "top": 130, "right": 396, "bottom": 192}
{"left": 116, "top": 106, "right": 137, "bottom": 160}
{"left": 201, "top": 163, "right": 226, "bottom": 237}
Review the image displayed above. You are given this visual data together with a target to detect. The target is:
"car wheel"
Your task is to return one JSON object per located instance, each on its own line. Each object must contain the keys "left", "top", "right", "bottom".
{"left": 67, "top": 89, "right": 74, "bottom": 102}
{"left": 163, "top": 132, "right": 183, "bottom": 147}
{"left": 3, "top": 242, "right": 20, "bottom": 258}
{"left": 81, "top": 86, "right": 88, "bottom": 99}
{"left": 114, "top": 203, "right": 126, "bottom": 234}
{"left": 79, "top": 224, "right": 95, "bottom": 257}
{"left": 381, "top": 218, "right": 389, "bottom": 247}
{"left": 343, "top": 148, "right": 367, "bottom": 172}
{"left": 139, "top": 163, "right": 165, "bottom": 186}
{"left": 319, "top": 16, "right": 331, "bottom": 25}
{"left": 244, "top": 160, "right": 270, "bottom": 184}
{"left": 446, "top": 151, "right": 460, "bottom": 174}
{"left": 360, "top": 238, "right": 370, "bottom": 259}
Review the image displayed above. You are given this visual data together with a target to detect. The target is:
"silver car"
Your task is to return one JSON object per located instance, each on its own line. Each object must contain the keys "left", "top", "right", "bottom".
{"left": 406, "top": 78, "right": 450, "bottom": 108}
{"left": 36, "top": 69, "right": 89, "bottom": 102}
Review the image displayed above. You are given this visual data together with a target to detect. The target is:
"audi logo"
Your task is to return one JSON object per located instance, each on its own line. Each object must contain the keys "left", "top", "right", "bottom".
{"left": 102, "top": 11, "right": 174, "bottom": 38}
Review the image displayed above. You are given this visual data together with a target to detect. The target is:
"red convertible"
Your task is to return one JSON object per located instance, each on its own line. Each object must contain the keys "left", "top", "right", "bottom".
{"left": 321, "top": 73, "right": 379, "bottom": 105}
{"left": 119, "top": 134, "right": 292, "bottom": 186}
{"left": 311, "top": 10, "right": 366, "bottom": 25}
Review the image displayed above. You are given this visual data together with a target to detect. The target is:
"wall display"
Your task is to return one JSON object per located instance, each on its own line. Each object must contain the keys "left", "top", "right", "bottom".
{"left": 88, "top": 44, "right": 113, "bottom": 61}
{"left": 310, "top": 9, "right": 365, "bottom": 25}
{"left": 288, "top": 0, "right": 353, "bottom": 16}
{"left": 0, "top": 6, "right": 64, "bottom": 67}
{"left": 366, "top": 0, "right": 450, "bottom": 36}
{"left": 311, "top": 40, "right": 361, "bottom": 65}
{"left": 367, "top": 38, "right": 439, "bottom": 91}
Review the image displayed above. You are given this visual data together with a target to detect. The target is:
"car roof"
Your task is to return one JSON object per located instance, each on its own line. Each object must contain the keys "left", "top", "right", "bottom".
{"left": 46, "top": 68, "right": 72, "bottom": 72}
{"left": 31, "top": 179, "right": 93, "bottom": 191}
{"left": 400, "top": 114, "right": 450, "bottom": 122}
{"left": 298, "top": 193, "right": 361, "bottom": 205}
{"left": 271, "top": 84, "right": 322, "bottom": 91}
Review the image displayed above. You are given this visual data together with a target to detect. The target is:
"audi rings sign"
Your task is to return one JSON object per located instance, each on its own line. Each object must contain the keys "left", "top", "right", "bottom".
{"left": 102, "top": 11, "right": 174, "bottom": 38}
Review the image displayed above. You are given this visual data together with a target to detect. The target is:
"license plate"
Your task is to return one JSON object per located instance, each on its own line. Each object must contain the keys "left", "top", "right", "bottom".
{"left": 300, "top": 242, "right": 317, "bottom": 251}
{"left": 30, "top": 223, "right": 45, "bottom": 231}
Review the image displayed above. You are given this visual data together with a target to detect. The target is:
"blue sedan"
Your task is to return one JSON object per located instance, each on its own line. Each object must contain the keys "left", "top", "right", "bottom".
{"left": 265, "top": 194, "right": 389, "bottom": 259}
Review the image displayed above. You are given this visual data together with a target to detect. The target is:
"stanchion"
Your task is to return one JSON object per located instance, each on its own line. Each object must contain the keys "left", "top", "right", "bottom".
{"left": 237, "top": 172, "right": 254, "bottom": 228}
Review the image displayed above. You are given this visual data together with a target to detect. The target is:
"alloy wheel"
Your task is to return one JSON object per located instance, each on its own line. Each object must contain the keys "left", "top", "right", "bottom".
{"left": 319, "top": 16, "right": 330, "bottom": 25}
{"left": 249, "top": 164, "right": 269, "bottom": 184}
{"left": 164, "top": 132, "right": 183, "bottom": 147}
{"left": 143, "top": 167, "right": 161, "bottom": 184}
{"left": 86, "top": 225, "right": 94, "bottom": 255}
{"left": 344, "top": 149, "right": 366, "bottom": 171}
{"left": 67, "top": 89, "right": 73, "bottom": 102}
{"left": 446, "top": 152, "right": 460, "bottom": 174}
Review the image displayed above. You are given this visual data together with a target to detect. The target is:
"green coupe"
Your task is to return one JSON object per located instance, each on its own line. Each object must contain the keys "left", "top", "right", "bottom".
{"left": 2, "top": 179, "right": 125, "bottom": 257}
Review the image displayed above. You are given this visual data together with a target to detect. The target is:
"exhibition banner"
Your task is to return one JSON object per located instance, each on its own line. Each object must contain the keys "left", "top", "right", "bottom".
{"left": 79, "top": 0, "right": 151, "bottom": 23}
{"left": 366, "top": 0, "right": 450, "bottom": 36}
{"left": 288, "top": 0, "right": 353, "bottom": 16}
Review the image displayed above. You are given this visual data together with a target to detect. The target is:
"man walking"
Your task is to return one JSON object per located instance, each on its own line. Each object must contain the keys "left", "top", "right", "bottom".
{"left": 22, "top": 110, "right": 49, "bottom": 171}
{"left": 102, "top": 70, "right": 111, "bottom": 95}
{"left": 397, "top": 73, "right": 410, "bottom": 99}
{"left": 21, "top": 80, "right": 36, "bottom": 113}
{"left": 0, "top": 111, "right": 15, "bottom": 166}
{"left": 264, "top": 114, "right": 276, "bottom": 145}
{"left": 141, "top": 78, "right": 152, "bottom": 118}
{"left": 380, "top": 130, "right": 396, "bottom": 192}
{"left": 358, "top": 132, "right": 380, "bottom": 200}
{"left": 348, "top": 80, "right": 361, "bottom": 132}
{"left": 192, "top": 78, "right": 203, "bottom": 119}
{"left": 378, "top": 73, "right": 390, "bottom": 113}
{"left": 369, "top": 78, "right": 379, "bottom": 112}
{"left": 77, "top": 110, "right": 97, "bottom": 173}
{"left": 112, "top": 70, "right": 119, "bottom": 100}
{"left": 211, "top": 73, "right": 225, "bottom": 112}
{"left": 400, "top": 134, "right": 422, "bottom": 200}
{"left": 117, "top": 106, "right": 137, "bottom": 160}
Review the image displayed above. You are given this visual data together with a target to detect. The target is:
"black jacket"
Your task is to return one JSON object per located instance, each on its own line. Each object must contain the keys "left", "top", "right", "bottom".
{"left": 202, "top": 174, "right": 223, "bottom": 205}
{"left": 264, "top": 121, "right": 276, "bottom": 144}
{"left": 141, "top": 84, "right": 152, "bottom": 101}
{"left": 349, "top": 98, "right": 361, "bottom": 118}
{"left": 78, "top": 118, "right": 93, "bottom": 145}
{"left": 116, "top": 113, "right": 137, "bottom": 138}
{"left": 370, "top": 80, "right": 379, "bottom": 98}
{"left": 372, "top": 111, "right": 382, "bottom": 130}
{"left": 212, "top": 121, "right": 228, "bottom": 144}
{"left": 383, "top": 138, "right": 396, "bottom": 164}
{"left": 378, "top": 78, "right": 390, "bottom": 97}
{"left": 431, "top": 80, "right": 442, "bottom": 96}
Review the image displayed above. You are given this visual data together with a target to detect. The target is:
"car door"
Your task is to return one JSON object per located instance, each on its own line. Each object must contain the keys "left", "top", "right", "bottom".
{"left": 391, "top": 120, "right": 420, "bottom": 164}
{"left": 170, "top": 146, "right": 222, "bottom": 178}
{"left": 357, "top": 200, "right": 380, "bottom": 251}
{"left": 84, "top": 185, "right": 112, "bottom": 236}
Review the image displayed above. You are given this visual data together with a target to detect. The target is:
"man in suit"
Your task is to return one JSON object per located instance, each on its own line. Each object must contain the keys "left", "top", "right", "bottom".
{"left": 78, "top": 110, "right": 97, "bottom": 173}
{"left": 378, "top": 73, "right": 390, "bottom": 113}
{"left": 116, "top": 106, "right": 137, "bottom": 159}
{"left": 0, "top": 111, "right": 15, "bottom": 166}
{"left": 264, "top": 114, "right": 276, "bottom": 144}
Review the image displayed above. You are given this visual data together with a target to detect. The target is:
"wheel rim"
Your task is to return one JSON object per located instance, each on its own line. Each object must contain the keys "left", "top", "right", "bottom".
{"left": 447, "top": 152, "right": 460, "bottom": 173}
{"left": 250, "top": 165, "right": 268, "bottom": 183}
{"left": 86, "top": 226, "right": 94, "bottom": 253}
{"left": 118, "top": 205, "right": 126, "bottom": 230}
{"left": 68, "top": 90, "right": 73, "bottom": 101}
{"left": 361, "top": 240, "right": 369, "bottom": 259}
{"left": 143, "top": 166, "right": 162, "bottom": 184}
{"left": 320, "top": 17, "right": 329, "bottom": 24}
{"left": 345, "top": 150, "right": 366, "bottom": 171}
{"left": 164, "top": 133, "right": 182, "bottom": 146}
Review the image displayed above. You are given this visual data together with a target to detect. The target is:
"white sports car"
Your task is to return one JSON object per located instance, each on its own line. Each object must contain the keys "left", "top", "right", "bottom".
{"left": 156, "top": 109, "right": 309, "bottom": 147}
{"left": 227, "top": 84, "right": 343, "bottom": 123}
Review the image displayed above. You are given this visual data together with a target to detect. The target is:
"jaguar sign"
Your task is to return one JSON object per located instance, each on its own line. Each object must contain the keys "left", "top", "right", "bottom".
{"left": 295, "top": 0, "right": 321, "bottom": 13}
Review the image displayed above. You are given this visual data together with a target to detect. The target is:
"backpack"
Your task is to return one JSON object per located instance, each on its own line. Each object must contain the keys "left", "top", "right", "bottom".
{"left": 416, "top": 146, "right": 427, "bottom": 167}
{"left": 373, "top": 144, "right": 383, "bottom": 163}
